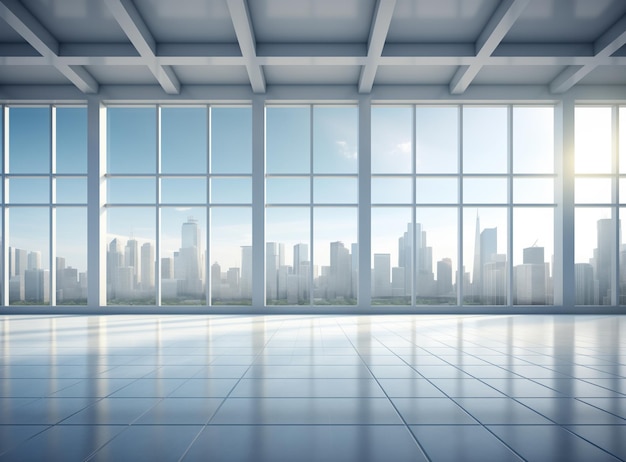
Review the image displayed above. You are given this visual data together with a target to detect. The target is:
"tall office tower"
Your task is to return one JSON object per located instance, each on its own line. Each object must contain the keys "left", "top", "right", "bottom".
{"left": 182, "top": 217, "right": 201, "bottom": 248}
{"left": 293, "top": 243, "right": 308, "bottom": 275}
{"left": 141, "top": 242, "right": 154, "bottom": 291}
{"left": 351, "top": 243, "right": 358, "bottom": 296}
{"left": 575, "top": 263, "right": 595, "bottom": 304}
{"left": 437, "top": 258, "right": 453, "bottom": 297}
{"left": 125, "top": 238, "right": 139, "bottom": 288}
{"left": 292, "top": 243, "right": 310, "bottom": 300}
{"left": 240, "top": 246, "right": 253, "bottom": 299}
{"left": 329, "top": 241, "right": 351, "bottom": 300}
{"left": 515, "top": 246, "right": 547, "bottom": 305}
{"left": 471, "top": 214, "right": 482, "bottom": 293}
{"left": 415, "top": 226, "right": 434, "bottom": 298}
{"left": 8, "top": 248, "right": 28, "bottom": 302}
{"left": 211, "top": 262, "right": 222, "bottom": 299}
{"left": 161, "top": 257, "right": 174, "bottom": 279}
{"left": 595, "top": 218, "right": 613, "bottom": 305}
{"left": 25, "top": 269, "right": 49, "bottom": 303}
{"left": 482, "top": 254, "right": 506, "bottom": 305}
{"left": 391, "top": 266, "right": 405, "bottom": 297}
{"left": 479, "top": 227, "right": 498, "bottom": 301}
{"left": 398, "top": 223, "right": 413, "bottom": 296}
{"left": 226, "top": 268, "right": 240, "bottom": 298}
{"left": 620, "top": 244, "right": 626, "bottom": 304}
{"left": 266, "top": 242, "right": 280, "bottom": 300}
{"left": 373, "top": 253, "right": 391, "bottom": 298}
{"left": 177, "top": 218, "right": 203, "bottom": 296}
{"left": 28, "top": 251, "right": 42, "bottom": 270}
{"left": 107, "top": 239, "right": 124, "bottom": 298}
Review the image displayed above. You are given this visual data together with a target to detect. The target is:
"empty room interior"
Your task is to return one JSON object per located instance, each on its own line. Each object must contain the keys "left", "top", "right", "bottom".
{"left": 0, "top": 0, "right": 626, "bottom": 460}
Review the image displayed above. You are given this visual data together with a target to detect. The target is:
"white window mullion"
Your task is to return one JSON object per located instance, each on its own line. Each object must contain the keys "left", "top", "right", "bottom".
{"left": 507, "top": 105, "right": 513, "bottom": 306}
{"left": 458, "top": 105, "right": 464, "bottom": 306}
{"left": 252, "top": 96, "right": 266, "bottom": 309}
{"left": 155, "top": 106, "right": 162, "bottom": 307}
{"left": 358, "top": 96, "right": 371, "bottom": 309}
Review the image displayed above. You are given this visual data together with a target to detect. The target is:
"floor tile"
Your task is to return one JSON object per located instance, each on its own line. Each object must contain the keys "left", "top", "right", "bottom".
{"left": 244, "top": 365, "right": 372, "bottom": 379}
{"left": 231, "top": 378, "right": 386, "bottom": 398}
{"left": 51, "top": 378, "right": 137, "bottom": 398}
{"left": 135, "top": 397, "right": 223, "bottom": 424}
{"left": 428, "top": 378, "right": 505, "bottom": 397}
{"left": 183, "top": 425, "right": 427, "bottom": 462}
{"left": 488, "top": 425, "right": 621, "bottom": 462}
{"left": 211, "top": 398, "right": 403, "bottom": 424}
{"left": 516, "top": 398, "right": 626, "bottom": 425}
{"left": 577, "top": 398, "right": 626, "bottom": 419}
{"left": 410, "top": 425, "right": 522, "bottom": 462}
{"left": 108, "top": 378, "right": 186, "bottom": 397}
{"left": 0, "top": 398, "right": 98, "bottom": 424}
{"left": 0, "top": 425, "right": 48, "bottom": 457}
{"left": 376, "top": 378, "right": 447, "bottom": 398}
{"left": 566, "top": 425, "right": 626, "bottom": 461}
{"left": 168, "top": 379, "right": 238, "bottom": 397}
{"left": 453, "top": 397, "right": 553, "bottom": 424}
{"left": 533, "top": 378, "right": 623, "bottom": 397}
{"left": 390, "top": 398, "right": 478, "bottom": 424}
{"left": 62, "top": 397, "right": 161, "bottom": 425}
{"left": 480, "top": 378, "right": 564, "bottom": 397}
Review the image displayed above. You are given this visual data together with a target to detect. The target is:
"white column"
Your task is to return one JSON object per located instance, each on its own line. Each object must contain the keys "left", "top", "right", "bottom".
{"left": 87, "top": 97, "right": 106, "bottom": 307}
{"left": 251, "top": 95, "right": 265, "bottom": 309}
{"left": 358, "top": 96, "right": 372, "bottom": 309}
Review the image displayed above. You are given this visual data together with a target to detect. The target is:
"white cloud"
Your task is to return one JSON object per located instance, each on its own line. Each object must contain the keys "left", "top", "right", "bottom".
{"left": 336, "top": 140, "right": 357, "bottom": 160}
{"left": 396, "top": 141, "right": 411, "bottom": 155}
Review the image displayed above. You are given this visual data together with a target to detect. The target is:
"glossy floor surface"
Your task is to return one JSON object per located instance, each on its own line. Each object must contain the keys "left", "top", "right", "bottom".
{"left": 0, "top": 314, "right": 624, "bottom": 461}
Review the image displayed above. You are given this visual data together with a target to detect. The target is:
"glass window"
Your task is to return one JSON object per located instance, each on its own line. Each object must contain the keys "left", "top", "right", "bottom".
{"left": 463, "top": 107, "right": 507, "bottom": 174}
{"left": 372, "top": 107, "right": 412, "bottom": 174}
{"left": 8, "top": 178, "right": 49, "bottom": 204}
{"left": 210, "top": 207, "right": 252, "bottom": 305}
{"left": 211, "top": 178, "right": 251, "bottom": 204}
{"left": 416, "top": 106, "right": 458, "bottom": 173}
{"left": 620, "top": 107, "right": 626, "bottom": 174}
{"left": 56, "top": 178, "right": 87, "bottom": 204}
{"left": 56, "top": 207, "right": 87, "bottom": 305}
{"left": 313, "top": 106, "right": 358, "bottom": 174}
{"left": 575, "top": 107, "right": 612, "bottom": 174}
{"left": 8, "top": 207, "right": 50, "bottom": 305}
{"left": 161, "top": 107, "right": 207, "bottom": 174}
{"left": 463, "top": 207, "right": 508, "bottom": 305}
{"left": 513, "top": 106, "right": 554, "bottom": 174}
{"left": 107, "top": 178, "right": 155, "bottom": 204}
{"left": 56, "top": 107, "right": 87, "bottom": 174}
{"left": 575, "top": 178, "right": 612, "bottom": 204}
{"left": 9, "top": 107, "right": 50, "bottom": 174}
{"left": 371, "top": 177, "right": 412, "bottom": 204}
{"left": 265, "top": 107, "right": 310, "bottom": 174}
{"left": 463, "top": 178, "right": 507, "bottom": 204}
{"left": 513, "top": 178, "right": 554, "bottom": 204}
{"left": 266, "top": 178, "right": 310, "bottom": 204}
{"left": 106, "top": 207, "right": 156, "bottom": 305}
{"left": 161, "top": 178, "right": 206, "bottom": 204}
{"left": 160, "top": 208, "right": 206, "bottom": 306}
{"left": 416, "top": 178, "right": 458, "bottom": 204}
{"left": 575, "top": 208, "right": 612, "bottom": 305}
{"left": 107, "top": 107, "right": 156, "bottom": 174}
{"left": 211, "top": 107, "right": 252, "bottom": 174}
{"left": 313, "top": 178, "right": 357, "bottom": 204}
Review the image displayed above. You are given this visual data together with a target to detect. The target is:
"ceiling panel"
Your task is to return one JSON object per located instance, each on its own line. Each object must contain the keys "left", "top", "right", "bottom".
{"left": 472, "top": 65, "right": 566, "bottom": 85}
{"left": 388, "top": 0, "right": 499, "bottom": 43}
{"left": 173, "top": 65, "right": 250, "bottom": 85}
{"left": 0, "top": 16, "right": 28, "bottom": 42}
{"left": 134, "top": 0, "right": 237, "bottom": 43}
{"left": 375, "top": 65, "right": 458, "bottom": 85}
{"left": 0, "top": 65, "right": 68, "bottom": 84}
{"left": 85, "top": 65, "right": 155, "bottom": 85}
{"left": 579, "top": 65, "right": 626, "bottom": 85}
{"left": 264, "top": 65, "right": 360, "bottom": 85}
{"left": 20, "top": 0, "right": 129, "bottom": 43}
{"left": 504, "top": 0, "right": 626, "bottom": 43}
{"left": 249, "top": 0, "right": 376, "bottom": 43}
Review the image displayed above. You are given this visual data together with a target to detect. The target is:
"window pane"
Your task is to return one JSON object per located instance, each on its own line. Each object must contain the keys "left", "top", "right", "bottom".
{"left": 415, "top": 208, "right": 457, "bottom": 305}
{"left": 463, "top": 178, "right": 507, "bottom": 204}
{"left": 416, "top": 178, "right": 457, "bottom": 204}
{"left": 313, "top": 178, "right": 357, "bottom": 204}
{"left": 513, "top": 106, "right": 554, "bottom": 174}
{"left": 56, "top": 107, "right": 87, "bottom": 174}
{"left": 9, "top": 207, "right": 50, "bottom": 305}
{"left": 8, "top": 178, "right": 49, "bottom": 203}
{"left": 621, "top": 208, "right": 626, "bottom": 305}
{"left": 161, "top": 107, "right": 207, "bottom": 174}
{"left": 211, "top": 178, "right": 251, "bottom": 204}
{"left": 266, "top": 107, "right": 310, "bottom": 174}
{"left": 416, "top": 106, "right": 458, "bottom": 173}
{"left": 56, "top": 207, "right": 87, "bottom": 305}
{"left": 371, "top": 207, "right": 412, "bottom": 305}
{"left": 211, "top": 107, "right": 252, "bottom": 174}
{"left": 313, "top": 207, "right": 357, "bottom": 305}
{"left": 266, "top": 207, "right": 310, "bottom": 305}
{"left": 575, "top": 208, "right": 612, "bottom": 305}
{"left": 371, "top": 177, "right": 412, "bottom": 204}
{"left": 313, "top": 106, "right": 358, "bottom": 174}
{"left": 9, "top": 107, "right": 50, "bottom": 174}
{"left": 372, "top": 107, "right": 412, "bottom": 174}
{"left": 621, "top": 178, "right": 626, "bottom": 204}
{"left": 513, "top": 178, "right": 554, "bottom": 204}
{"left": 160, "top": 208, "right": 206, "bottom": 305}
{"left": 210, "top": 207, "right": 252, "bottom": 305}
{"left": 107, "top": 107, "right": 156, "bottom": 174}
{"left": 266, "top": 178, "right": 309, "bottom": 204}
{"left": 463, "top": 107, "right": 507, "bottom": 174}
{"left": 513, "top": 208, "right": 554, "bottom": 305}
{"left": 575, "top": 178, "right": 612, "bottom": 204}
{"left": 575, "top": 107, "right": 612, "bottom": 174}
{"left": 56, "top": 178, "right": 87, "bottom": 204}
{"left": 107, "top": 178, "right": 155, "bottom": 204}
{"left": 161, "top": 177, "right": 206, "bottom": 204}
{"left": 106, "top": 207, "right": 156, "bottom": 305}
{"left": 463, "top": 207, "right": 508, "bottom": 305}
{"left": 0, "top": 108, "right": 3, "bottom": 174}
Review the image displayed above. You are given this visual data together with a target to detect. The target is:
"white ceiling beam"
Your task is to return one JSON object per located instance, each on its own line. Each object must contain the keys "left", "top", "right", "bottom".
{"left": 550, "top": 14, "right": 626, "bottom": 94}
{"left": 0, "top": 0, "right": 98, "bottom": 93}
{"left": 449, "top": 0, "right": 530, "bottom": 94}
{"left": 358, "top": 0, "right": 396, "bottom": 93}
{"left": 104, "top": 0, "right": 180, "bottom": 94}
{"left": 227, "top": 0, "right": 265, "bottom": 93}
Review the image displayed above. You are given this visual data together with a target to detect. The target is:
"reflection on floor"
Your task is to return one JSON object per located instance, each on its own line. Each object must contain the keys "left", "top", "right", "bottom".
{"left": 0, "top": 314, "right": 624, "bottom": 461}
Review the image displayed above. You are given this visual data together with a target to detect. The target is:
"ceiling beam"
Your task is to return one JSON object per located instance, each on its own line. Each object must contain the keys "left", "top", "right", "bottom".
{"left": 449, "top": 0, "right": 530, "bottom": 94}
{"left": 550, "top": 13, "right": 626, "bottom": 94}
{"left": 104, "top": 0, "right": 180, "bottom": 94}
{"left": 227, "top": 0, "right": 265, "bottom": 93}
{"left": 358, "top": 0, "right": 396, "bottom": 93}
{"left": 0, "top": 0, "right": 98, "bottom": 93}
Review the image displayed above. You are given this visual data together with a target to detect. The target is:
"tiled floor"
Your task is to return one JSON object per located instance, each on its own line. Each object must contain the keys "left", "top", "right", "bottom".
{"left": 0, "top": 314, "right": 625, "bottom": 461}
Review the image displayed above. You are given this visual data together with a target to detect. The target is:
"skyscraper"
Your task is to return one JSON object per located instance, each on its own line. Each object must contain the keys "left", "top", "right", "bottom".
{"left": 141, "top": 242, "right": 154, "bottom": 291}
{"left": 373, "top": 253, "right": 391, "bottom": 298}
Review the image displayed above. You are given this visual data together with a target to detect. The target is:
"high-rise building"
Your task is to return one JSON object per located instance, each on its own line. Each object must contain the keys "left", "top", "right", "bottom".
{"left": 575, "top": 263, "right": 595, "bottom": 305}
{"left": 373, "top": 253, "right": 391, "bottom": 298}
{"left": 240, "top": 246, "right": 252, "bottom": 299}
{"left": 141, "top": 242, "right": 154, "bottom": 291}
{"left": 514, "top": 246, "right": 548, "bottom": 305}
{"left": 329, "top": 241, "right": 351, "bottom": 300}
{"left": 437, "top": 258, "right": 453, "bottom": 297}
{"left": 595, "top": 218, "right": 613, "bottom": 305}
{"left": 125, "top": 238, "right": 139, "bottom": 288}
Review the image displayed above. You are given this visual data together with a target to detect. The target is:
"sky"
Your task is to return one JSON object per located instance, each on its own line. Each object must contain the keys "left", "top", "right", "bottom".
{"left": 3, "top": 104, "right": 624, "bottom": 289}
